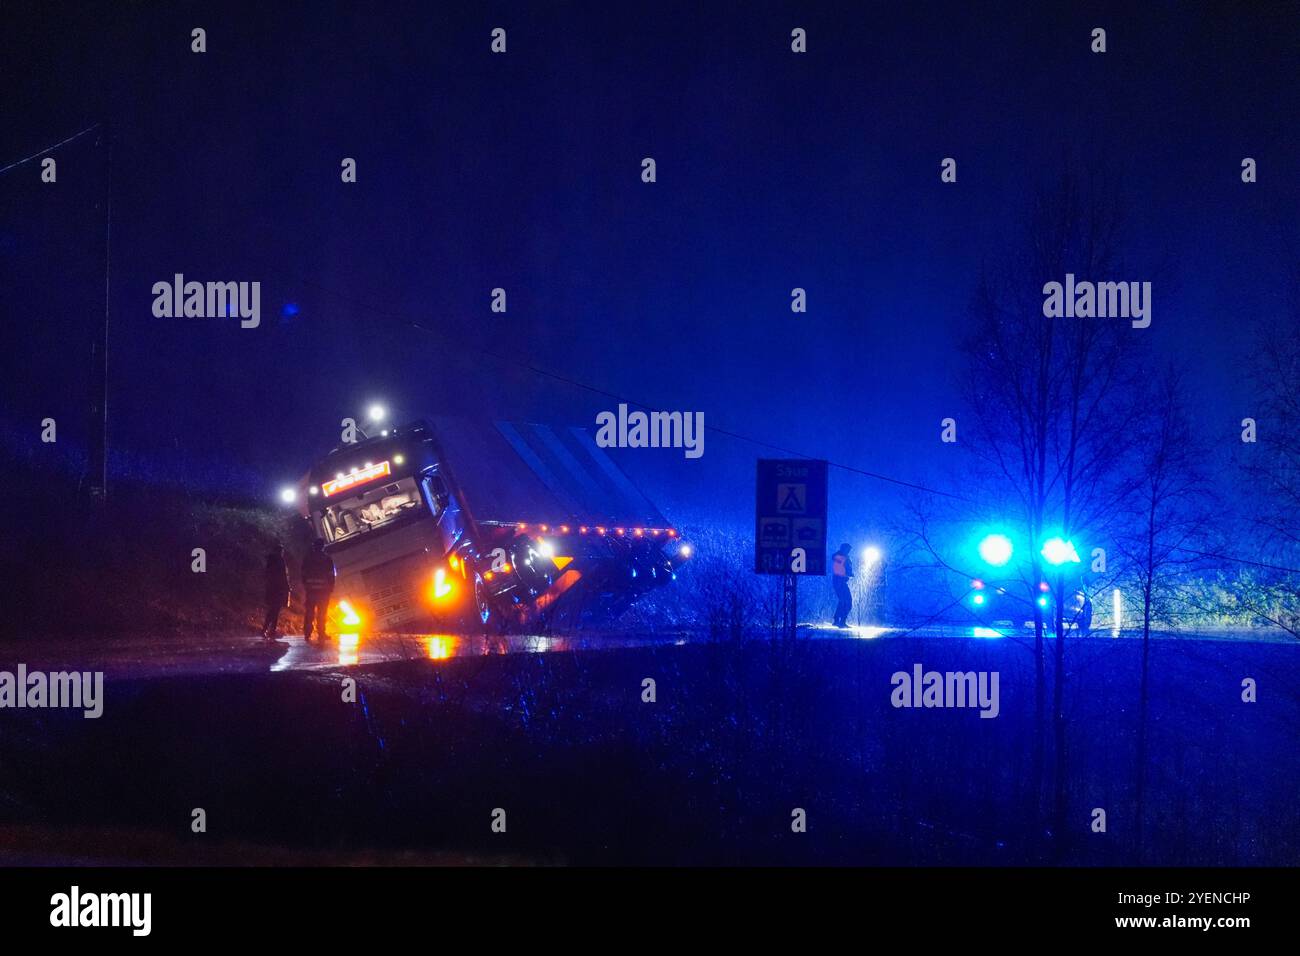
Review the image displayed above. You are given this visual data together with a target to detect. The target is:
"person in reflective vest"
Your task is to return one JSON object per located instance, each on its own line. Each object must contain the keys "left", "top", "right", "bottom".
{"left": 831, "top": 543, "right": 854, "bottom": 628}
{"left": 301, "top": 538, "right": 336, "bottom": 641}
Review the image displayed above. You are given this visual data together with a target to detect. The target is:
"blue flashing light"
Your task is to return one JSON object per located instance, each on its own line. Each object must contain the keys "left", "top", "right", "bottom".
{"left": 1040, "top": 537, "right": 1081, "bottom": 566}
{"left": 978, "top": 533, "right": 1014, "bottom": 567}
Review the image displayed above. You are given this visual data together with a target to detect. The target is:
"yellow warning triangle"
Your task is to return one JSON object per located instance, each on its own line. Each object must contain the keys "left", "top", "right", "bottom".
{"left": 553, "top": 556, "right": 573, "bottom": 570}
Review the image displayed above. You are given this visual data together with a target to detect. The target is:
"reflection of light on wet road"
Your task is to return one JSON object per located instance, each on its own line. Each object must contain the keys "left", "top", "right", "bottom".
{"left": 338, "top": 633, "right": 359, "bottom": 666}
{"left": 18, "top": 622, "right": 1294, "bottom": 681}
{"left": 806, "top": 623, "right": 894, "bottom": 639}
{"left": 425, "top": 635, "right": 457, "bottom": 660}
{"left": 520, "top": 635, "right": 567, "bottom": 654}
{"left": 267, "top": 631, "right": 579, "bottom": 671}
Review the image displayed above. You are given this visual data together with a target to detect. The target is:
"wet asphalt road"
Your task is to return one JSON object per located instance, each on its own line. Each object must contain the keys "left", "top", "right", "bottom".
{"left": 2, "top": 622, "right": 1289, "bottom": 680}
{"left": 0, "top": 623, "right": 1295, "bottom": 866}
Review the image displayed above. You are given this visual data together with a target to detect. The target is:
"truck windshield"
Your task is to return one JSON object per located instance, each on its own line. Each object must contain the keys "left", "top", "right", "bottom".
{"left": 317, "top": 475, "right": 429, "bottom": 544}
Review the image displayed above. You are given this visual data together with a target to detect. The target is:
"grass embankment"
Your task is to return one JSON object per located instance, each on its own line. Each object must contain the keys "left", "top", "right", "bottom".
{"left": 9, "top": 457, "right": 308, "bottom": 637}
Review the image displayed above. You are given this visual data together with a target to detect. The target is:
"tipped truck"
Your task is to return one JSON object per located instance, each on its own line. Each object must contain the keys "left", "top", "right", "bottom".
{"left": 298, "top": 418, "right": 689, "bottom": 631}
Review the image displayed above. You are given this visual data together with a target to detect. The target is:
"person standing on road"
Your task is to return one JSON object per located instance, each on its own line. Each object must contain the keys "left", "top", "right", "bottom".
{"left": 261, "top": 543, "right": 290, "bottom": 639}
{"left": 1074, "top": 587, "right": 1094, "bottom": 636}
{"left": 831, "top": 542, "right": 854, "bottom": 628}
{"left": 301, "top": 538, "right": 336, "bottom": 642}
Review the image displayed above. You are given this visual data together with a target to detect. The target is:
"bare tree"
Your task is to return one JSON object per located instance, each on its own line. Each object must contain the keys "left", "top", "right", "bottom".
{"left": 1113, "top": 365, "right": 1217, "bottom": 859}
{"left": 1237, "top": 307, "right": 1300, "bottom": 635}
{"left": 958, "top": 168, "right": 1148, "bottom": 857}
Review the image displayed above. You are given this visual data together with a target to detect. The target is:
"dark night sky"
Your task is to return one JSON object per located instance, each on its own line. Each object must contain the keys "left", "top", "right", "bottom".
{"left": 2, "top": 0, "right": 1297, "bottom": 537}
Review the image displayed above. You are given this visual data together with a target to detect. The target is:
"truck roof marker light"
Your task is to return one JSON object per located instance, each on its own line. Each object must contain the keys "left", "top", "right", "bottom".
{"left": 560, "top": 525, "right": 570, "bottom": 534}
{"left": 634, "top": 528, "right": 644, "bottom": 536}
{"left": 615, "top": 528, "right": 625, "bottom": 536}
{"left": 651, "top": 529, "right": 660, "bottom": 536}
{"left": 667, "top": 529, "right": 677, "bottom": 537}
{"left": 596, "top": 527, "right": 606, "bottom": 535}
{"left": 579, "top": 526, "right": 588, "bottom": 534}
{"left": 322, "top": 460, "right": 392, "bottom": 497}
{"left": 517, "top": 523, "right": 527, "bottom": 530}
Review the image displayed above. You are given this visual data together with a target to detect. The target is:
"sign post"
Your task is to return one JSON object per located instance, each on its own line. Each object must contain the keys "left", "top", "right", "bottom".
{"left": 755, "top": 459, "right": 828, "bottom": 638}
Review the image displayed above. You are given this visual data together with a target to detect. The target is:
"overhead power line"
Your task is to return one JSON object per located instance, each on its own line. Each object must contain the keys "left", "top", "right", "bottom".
{"left": 0, "top": 124, "right": 101, "bottom": 175}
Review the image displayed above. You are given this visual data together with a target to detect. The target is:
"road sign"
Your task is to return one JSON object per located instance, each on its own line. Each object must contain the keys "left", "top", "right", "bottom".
{"left": 755, "top": 459, "right": 828, "bottom": 575}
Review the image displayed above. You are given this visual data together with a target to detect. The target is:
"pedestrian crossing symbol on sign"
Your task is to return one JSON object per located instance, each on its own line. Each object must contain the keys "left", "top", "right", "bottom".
{"left": 777, "top": 483, "right": 806, "bottom": 513}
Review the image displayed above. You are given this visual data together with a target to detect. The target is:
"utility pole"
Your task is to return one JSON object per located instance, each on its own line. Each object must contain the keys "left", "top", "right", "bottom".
{"left": 0, "top": 123, "right": 106, "bottom": 500}
{"left": 87, "top": 125, "right": 110, "bottom": 504}
{"left": 780, "top": 572, "right": 798, "bottom": 639}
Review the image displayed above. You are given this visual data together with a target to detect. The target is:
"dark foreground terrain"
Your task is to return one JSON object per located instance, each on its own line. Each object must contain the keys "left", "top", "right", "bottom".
{"left": 1, "top": 633, "right": 1295, "bottom": 865}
